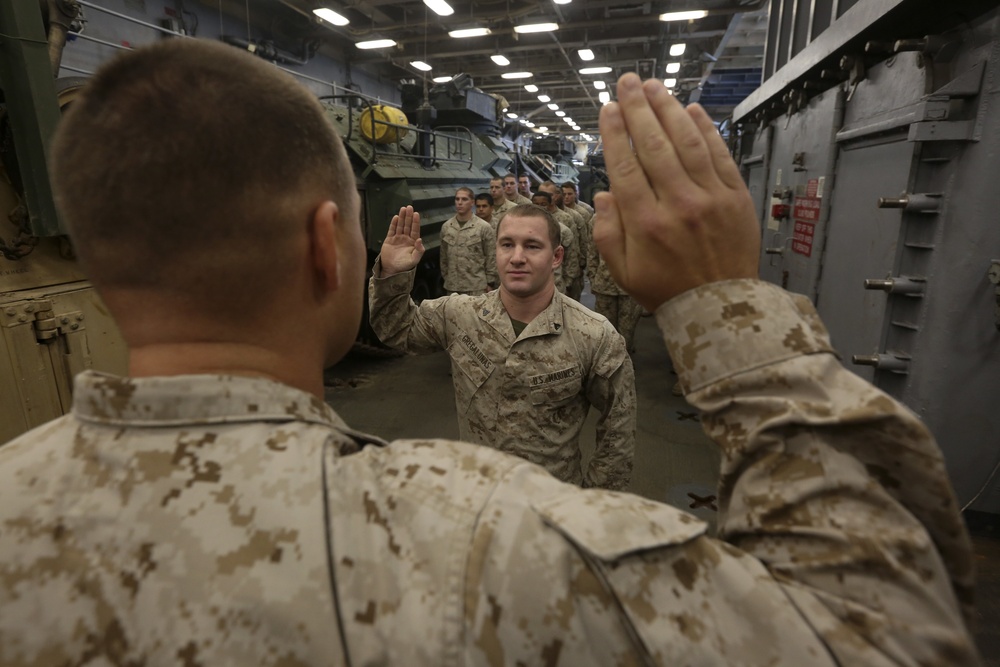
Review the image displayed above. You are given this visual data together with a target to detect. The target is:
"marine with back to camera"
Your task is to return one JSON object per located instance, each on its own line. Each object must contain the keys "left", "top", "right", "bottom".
{"left": 0, "top": 39, "right": 981, "bottom": 667}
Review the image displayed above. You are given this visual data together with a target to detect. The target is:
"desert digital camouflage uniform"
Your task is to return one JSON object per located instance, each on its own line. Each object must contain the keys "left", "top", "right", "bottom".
{"left": 0, "top": 280, "right": 979, "bottom": 666}
{"left": 569, "top": 200, "right": 594, "bottom": 220}
{"left": 369, "top": 262, "right": 634, "bottom": 489}
{"left": 560, "top": 205, "right": 590, "bottom": 300}
{"left": 588, "top": 232, "right": 643, "bottom": 351}
{"left": 493, "top": 197, "right": 516, "bottom": 216}
{"left": 554, "top": 219, "right": 579, "bottom": 295}
{"left": 514, "top": 192, "right": 533, "bottom": 205}
{"left": 440, "top": 214, "right": 497, "bottom": 295}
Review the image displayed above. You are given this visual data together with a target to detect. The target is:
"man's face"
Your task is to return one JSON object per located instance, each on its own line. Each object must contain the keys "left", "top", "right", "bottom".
{"left": 496, "top": 214, "right": 562, "bottom": 298}
{"left": 539, "top": 184, "right": 562, "bottom": 207}
{"left": 503, "top": 177, "right": 519, "bottom": 198}
{"left": 476, "top": 199, "right": 494, "bottom": 220}
{"left": 518, "top": 176, "right": 531, "bottom": 193}
{"left": 532, "top": 195, "right": 553, "bottom": 212}
{"left": 490, "top": 180, "right": 504, "bottom": 201}
{"left": 454, "top": 190, "right": 473, "bottom": 217}
{"left": 562, "top": 187, "right": 577, "bottom": 207}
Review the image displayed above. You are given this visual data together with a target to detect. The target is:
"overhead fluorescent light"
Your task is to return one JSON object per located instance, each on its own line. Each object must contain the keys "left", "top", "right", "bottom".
{"left": 579, "top": 66, "right": 612, "bottom": 75}
{"left": 525, "top": 121, "right": 535, "bottom": 127}
{"left": 356, "top": 39, "right": 396, "bottom": 49}
{"left": 422, "top": 0, "right": 454, "bottom": 16}
{"left": 660, "top": 10, "right": 708, "bottom": 22}
{"left": 555, "top": 110, "right": 566, "bottom": 117}
{"left": 514, "top": 23, "right": 559, "bottom": 33}
{"left": 313, "top": 8, "right": 349, "bottom": 26}
{"left": 593, "top": 80, "right": 606, "bottom": 90}
{"left": 410, "top": 60, "right": 432, "bottom": 71}
{"left": 501, "top": 71, "right": 533, "bottom": 79}
{"left": 537, "top": 94, "right": 551, "bottom": 102}
{"left": 506, "top": 112, "right": 518, "bottom": 119}
{"left": 572, "top": 125, "right": 581, "bottom": 131}
{"left": 563, "top": 118, "right": 574, "bottom": 124}
{"left": 524, "top": 84, "right": 538, "bottom": 92}
{"left": 664, "top": 78, "right": 677, "bottom": 88}
{"left": 449, "top": 27, "right": 491, "bottom": 38}
{"left": 432, "top": 75, "right": 452, "bottom": 82}
{"left": 669, "top": 43, "right": 686, "bottom": 57}
{"left": 491, "top": 54, "right": 510, "bottom": 66}
{"left": 599, "top": 91, "right": 611, "bottom": 104}
{"left": 547, "top": 103, "right": 559, "bottom": 110}
{"left": 537, "top": 126, "right": 549, "bottom": 132}
{"left": 665, "top": 62, "right": 681, "bottom": 74}
{"left": 577, "top": 48, "right": 594, "bottom": 61}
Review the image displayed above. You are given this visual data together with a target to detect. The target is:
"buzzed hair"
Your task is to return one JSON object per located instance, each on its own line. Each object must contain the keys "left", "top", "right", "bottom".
{"left": 476, "top": 193, "right": 494, "bottom": 205}
{"left": 531, "top": 191, "right": 552, "bottom": 204}
{"left": 490, "top": 177, "right": 502, "bottom": 185}
{"left": 455, "top": 187, "right": 475, "bottom": 198}
{"left": 561, "top": 182, "right": 578, "bottom": 191}
{"left": 539, "top": 180, "right": 557, "bottom": 191}
{"left": 498, "top": 204, "right": 561, "bottom": 248}
{"left": 51, "top": 39, "right": 354, "bottom": 319}
{"left": 504, "top": 173, "right": 517, "bottom": 180}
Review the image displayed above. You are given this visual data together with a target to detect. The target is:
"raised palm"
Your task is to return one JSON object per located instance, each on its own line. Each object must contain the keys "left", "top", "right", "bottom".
{"left": 380, "top": 205, "right": 426, "bottom": 276}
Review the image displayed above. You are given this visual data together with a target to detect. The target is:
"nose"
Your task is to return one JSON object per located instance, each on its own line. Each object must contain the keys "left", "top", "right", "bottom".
{"left": 509, "top": 245, "right": 526, "bottom": 264}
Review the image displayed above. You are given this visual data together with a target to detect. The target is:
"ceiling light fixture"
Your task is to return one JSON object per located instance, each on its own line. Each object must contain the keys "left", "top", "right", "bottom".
{"left": 514, "top": 23, "right": 559, "bottom": 33}
{"left": 313, "top": 8, "right": 349, "bottom": 26}
{"left": 572, "top": 125, "right": 581, "bottom": 131}
{"left": 577, "top": 48, "right": 594, "bottom": 61}
{"left": 547, "top": 103, "right": 559, "bottom": 110}
{"left": 660, "top": 10, "right": 708, "bottom": 22}
{"left": 579, "top": 66, "right": 612, "bottom": 75}
{"left": 422, "top": 0, "right": 454, "bottom": 16}
{"left": 669, "top": 43, "right": 687, "bottom": 57}
{"left": 432, "top": 75, "right": 452, "bottom": 82}
{"left": 664, "top": 78, "right": 677, "bottom": 88}
{"left": 555, "top": 110, "right": 566, "bottom": 117}
{"left": 598, "top": 91, "right": 611, "bottom": 104}
{"left": 525, "top": 121, "right": 535, "bottom": 127}
{"left": 448, "top": 27, "right": 491, "bottom": 38}
{"left": 356, "top": 39, "right": 396, "bottom": 49}
{"left": 665, "top": 62, "right": 681, "bottom": 74}
{"left": 524, "top": 84, "right": 539, "bottom": 92}
{"left": 501, "top": 71, "right": 534, "bottom": 79}
{"left": 537, "top": 94, "right": 551, "bottom": 102}
{"left": 410, "top": 60, "right": 432, "bottom": 71}
{"left": 593, "top": 80, "right": 606, "bottom": 90}
{"left": 491, "top": 54, "right": 510, "bottom": 66}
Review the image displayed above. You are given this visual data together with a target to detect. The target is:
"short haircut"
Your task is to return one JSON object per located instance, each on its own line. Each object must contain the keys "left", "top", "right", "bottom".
{"left": 455, "top": 186, "right": 475, "bottom": 198}
{"left": 51, "top": 39, "right": 354, "bottom": 319}
{"left": 539, "top": 180, "right": 557, "bottom": 192}
{"left": 531, "top": 191, "right": 552, "bottom": 204}
{"left": 490, "top": 177, "right": 502, "bottom": 185}
{"left": 497, "top": 204, "right": 560, "bottom": 248}
{"left": 476, "top": 193, "right": 494, "bottom": 206}
{"left": 503, "top": 173, "right": 517, "bottom": 181}
{"left": 561, "top": 182, "right": 578, "bottom": 192}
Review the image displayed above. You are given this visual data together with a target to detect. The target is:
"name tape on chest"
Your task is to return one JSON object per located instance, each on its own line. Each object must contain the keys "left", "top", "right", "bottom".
{"left": 460, "top": 334, "right": 495, "bottom": 372}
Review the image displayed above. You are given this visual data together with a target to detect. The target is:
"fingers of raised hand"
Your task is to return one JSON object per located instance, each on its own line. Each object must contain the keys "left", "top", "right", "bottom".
{"left": 599, "top": 99, "right": 656, "bottom": 214}
{"left": 639, "top": 78, "right": 719, "bottom": 191}
{"left": 686, "top": 104, "right": 744, "bottom": 190}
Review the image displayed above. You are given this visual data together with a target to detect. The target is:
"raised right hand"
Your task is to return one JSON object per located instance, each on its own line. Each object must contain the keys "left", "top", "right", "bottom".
{"left": 379, "top": 205, "right": 425, "bottom": 276}
{"left": 593, "top": 74, "right": 760, "bottom": 311}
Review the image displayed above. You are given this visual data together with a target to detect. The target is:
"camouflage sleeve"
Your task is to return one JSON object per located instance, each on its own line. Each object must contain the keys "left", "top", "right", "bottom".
{"left": 368, "top": 259, "right": 450, "bottom": 354}
{"left": 483, "top": 225, "right": 498, "bottom": 288}
{"left": 583, "top": 324, "right": 636, "bottom": 491}
{"left": 440, "top": 237, "right": 450, "bottom": 286}
{"left": 657, "top": 278, "right": 979, "bottom": 664}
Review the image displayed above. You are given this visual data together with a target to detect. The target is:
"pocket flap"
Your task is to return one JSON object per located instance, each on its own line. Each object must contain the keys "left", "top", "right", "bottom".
{"left": 532, "top": 490, "right": 707, "bottom": 562}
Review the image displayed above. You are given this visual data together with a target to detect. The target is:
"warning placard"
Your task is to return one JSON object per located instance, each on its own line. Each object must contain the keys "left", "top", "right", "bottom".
{"left": 792, "top": 178, "right": 822, "bottom": 257}
{"left": 792, "top": 220, "right": 815, "bottom": 257}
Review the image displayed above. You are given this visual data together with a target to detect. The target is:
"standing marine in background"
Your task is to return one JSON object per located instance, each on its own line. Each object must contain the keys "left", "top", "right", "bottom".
{"left": 439, "top": 186, "right": 497, "bottom": 295}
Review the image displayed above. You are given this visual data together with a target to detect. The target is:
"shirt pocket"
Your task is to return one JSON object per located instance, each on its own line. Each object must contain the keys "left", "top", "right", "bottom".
{"left": 529, "top": 366, "right": 582, "bottom": 408}
{"left": 448, "top": 335, "right": 495, "bottom": 412}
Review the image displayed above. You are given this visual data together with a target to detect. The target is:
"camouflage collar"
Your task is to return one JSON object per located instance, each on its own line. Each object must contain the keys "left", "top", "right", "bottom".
{"left": 71, "top": 370, "right": 351, "bottom": 430}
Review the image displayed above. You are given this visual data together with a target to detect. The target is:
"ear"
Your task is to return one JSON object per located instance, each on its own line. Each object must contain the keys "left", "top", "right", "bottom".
{"left": 309, "top": 200, "right": 340, "bottom": 293}
{"left": 552, "top": 244, "right": 565, "bottom": 269}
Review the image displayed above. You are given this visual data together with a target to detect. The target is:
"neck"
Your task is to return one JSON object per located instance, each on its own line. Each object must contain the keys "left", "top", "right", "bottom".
{"left": 456, "top": 212, "right": 473, "bottom": 222}
{"left": 128, "top": 341, "right": 325, "bottom": 398}
{"left": 499, "top": 282, "right": 555, "bottom": 323}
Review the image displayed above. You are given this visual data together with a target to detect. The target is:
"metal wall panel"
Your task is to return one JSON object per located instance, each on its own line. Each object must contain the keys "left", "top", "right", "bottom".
{"left": 740, "top": 5, "right": 1000, "bottom": 512}
{"left": 755, "top": 86, "right": 843, "bottom": 299}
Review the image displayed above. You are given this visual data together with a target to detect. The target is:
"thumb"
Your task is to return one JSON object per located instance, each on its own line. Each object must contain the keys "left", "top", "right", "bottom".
{"left": 592, "top": 192, "right": 627, "bottom": 286}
